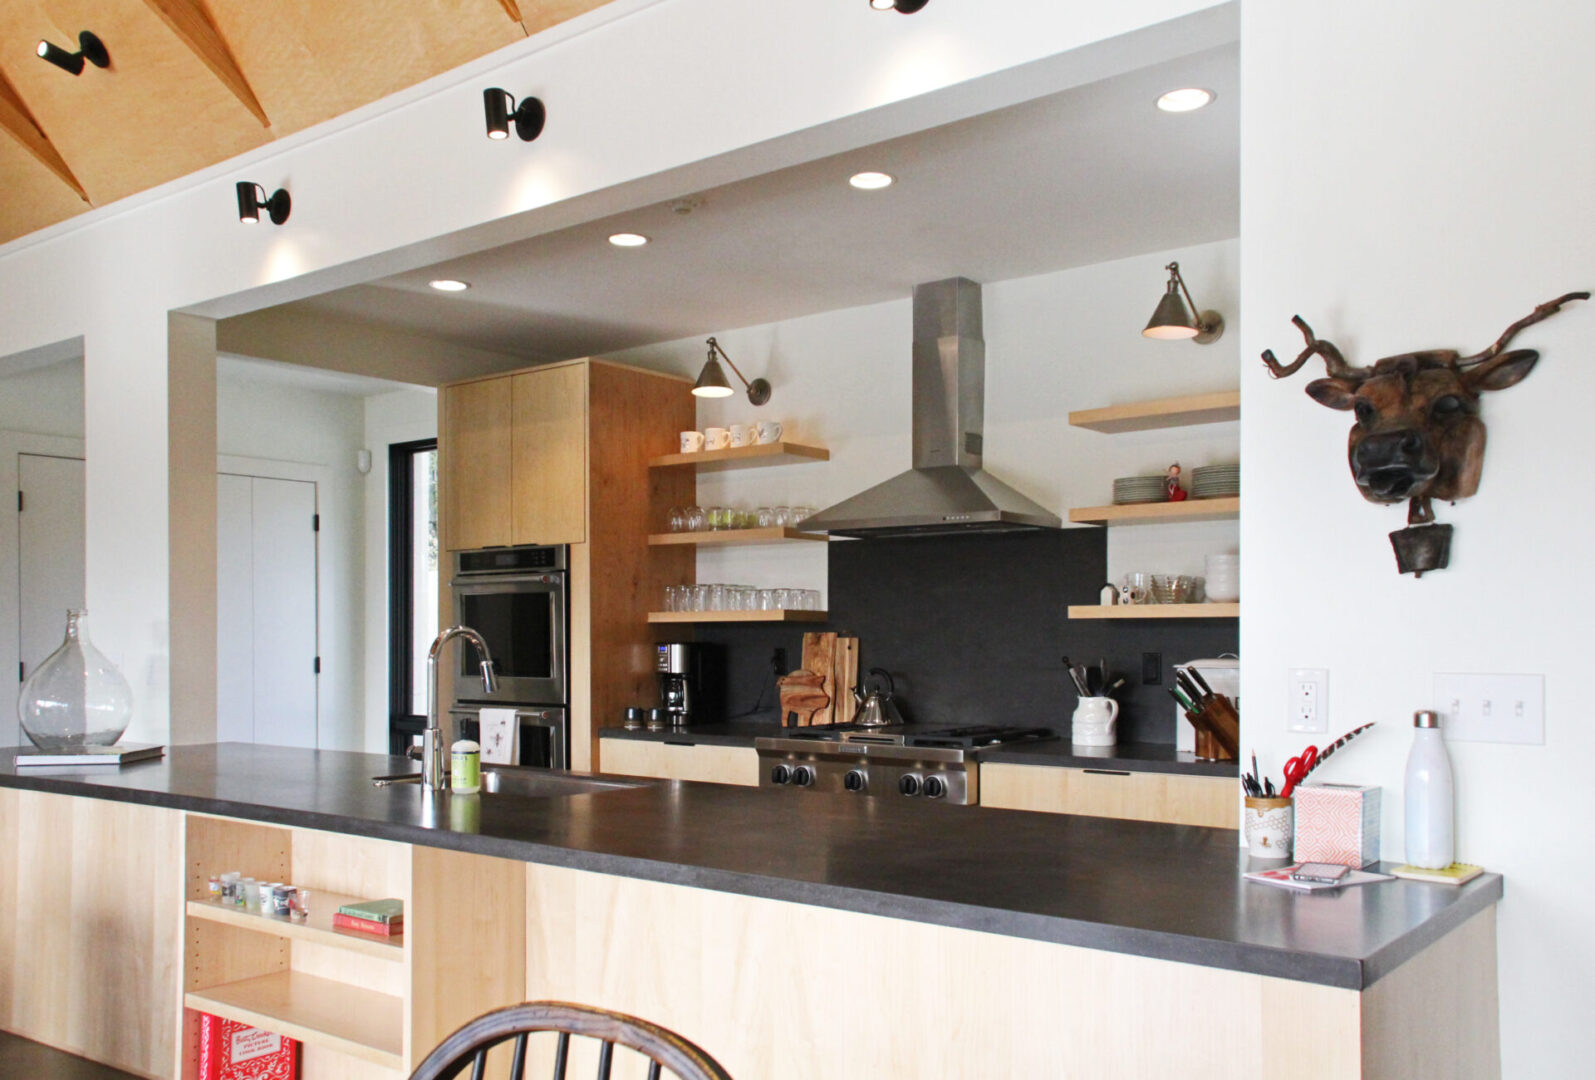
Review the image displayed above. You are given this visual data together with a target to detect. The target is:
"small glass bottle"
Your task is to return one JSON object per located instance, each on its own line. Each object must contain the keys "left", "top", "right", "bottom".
{"left": 1404, "top": 710, "right": 1455, "bottom": 870}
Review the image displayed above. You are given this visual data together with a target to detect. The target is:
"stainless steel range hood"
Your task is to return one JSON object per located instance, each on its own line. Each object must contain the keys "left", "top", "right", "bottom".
{"left": 800, "top": 277, "right": 1061, "bottom": 538}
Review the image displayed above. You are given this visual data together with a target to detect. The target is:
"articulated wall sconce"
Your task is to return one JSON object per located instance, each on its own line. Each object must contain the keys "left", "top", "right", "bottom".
{"left": 36, "top": 31, "right": 109, "bottom": 75}
{"left": 870, "top": 0, "right": 929, "bottom": 11}
{"left": 236, "top": 182, "right": 291, "bottom": 225}
{"left": 483, "top": 89, "right": 546, "bottom": 142}
{"left": 1143, "top": 261, "right": 1224, "bottom": 344}
{"left": 693, "top": 338, "right": 772, "bottom": 406}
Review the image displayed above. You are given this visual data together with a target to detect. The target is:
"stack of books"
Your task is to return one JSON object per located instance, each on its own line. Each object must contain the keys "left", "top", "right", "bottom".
{"left": 333, "top": 897, "right": 404, "bottom": 937}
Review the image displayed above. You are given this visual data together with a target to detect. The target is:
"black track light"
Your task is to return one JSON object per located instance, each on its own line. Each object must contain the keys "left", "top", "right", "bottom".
{"left": 483, "top": 88, "right": 546, "bottom": 142}
{"left": 870, "top": 0, "right": 930, "bottom": 12}
{"left": 36, "top": 31, "right": 110, "bottom": 75}
{"left": 236, "top": 182, "right": 291, "bottom": 225}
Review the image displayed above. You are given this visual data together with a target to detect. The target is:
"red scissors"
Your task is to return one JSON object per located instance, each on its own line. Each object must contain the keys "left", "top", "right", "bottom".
{"left": 1280, "top": 744, "right": 1319, "bottom": 798}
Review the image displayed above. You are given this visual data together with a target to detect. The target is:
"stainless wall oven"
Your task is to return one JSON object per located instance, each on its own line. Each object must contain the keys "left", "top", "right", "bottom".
{"left": 450, "top": 545, "right": 569, "bottom": 767}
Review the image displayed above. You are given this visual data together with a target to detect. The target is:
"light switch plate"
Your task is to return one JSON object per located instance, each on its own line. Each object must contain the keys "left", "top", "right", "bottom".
{"left": 1432, "top": 673, "right": 1545, "bottom": 744}
{"left": 1288, "top": 668, "right": 1328, "bottom": 733}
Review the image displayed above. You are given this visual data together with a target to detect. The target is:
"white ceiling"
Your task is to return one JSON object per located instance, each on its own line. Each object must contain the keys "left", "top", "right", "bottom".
{"left": 217, "top": 353, "right": 424, "bottom": 397}
{"left": 275, "top": 45, "right": 1239, "bottom": 361}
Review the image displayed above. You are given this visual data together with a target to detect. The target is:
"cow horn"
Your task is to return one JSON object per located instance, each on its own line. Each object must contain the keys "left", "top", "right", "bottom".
{"left": 1261, "top": 315, "right": 1372, "bottom": 381}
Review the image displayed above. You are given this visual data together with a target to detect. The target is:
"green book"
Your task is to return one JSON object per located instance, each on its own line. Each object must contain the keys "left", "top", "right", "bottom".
{"left": 337, "top": 897, "right": 405, "bottom": 923}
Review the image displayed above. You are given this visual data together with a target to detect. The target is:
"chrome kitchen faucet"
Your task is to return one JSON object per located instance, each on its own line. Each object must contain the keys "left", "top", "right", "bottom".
{"left": 424, "top": 626, "right": 498, "bottom": 791}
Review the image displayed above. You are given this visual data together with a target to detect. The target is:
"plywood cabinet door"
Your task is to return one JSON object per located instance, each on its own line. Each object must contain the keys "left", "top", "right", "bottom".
{"left": 598, "top": 739, "right": 760, "bottom": 786}
{"left": 442, "top": 377, "right": 513, "bottom": 550}
{"left": 511, "top": 365, "right": 588, "bottom": 546}
{"left": 980, "top": 763, "right": 1236, "bottom": 828}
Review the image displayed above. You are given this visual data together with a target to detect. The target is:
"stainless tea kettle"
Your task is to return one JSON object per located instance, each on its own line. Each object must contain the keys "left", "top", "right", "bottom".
{"left": 852, "top": 668, "right": 904, "bottom": 728}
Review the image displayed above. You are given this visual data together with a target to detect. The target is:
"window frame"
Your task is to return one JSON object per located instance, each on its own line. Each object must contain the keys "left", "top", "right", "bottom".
{"left": 388, "top": 438, "right": 438, "bottom": 754}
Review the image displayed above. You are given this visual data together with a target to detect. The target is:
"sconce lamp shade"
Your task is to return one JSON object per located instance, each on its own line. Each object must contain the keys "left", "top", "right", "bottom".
{"left": 871, "top": 0, "right": 929, "bottom": 10}
{"left": 1142, "top": 262, "right": 1224, "bottom": 344}
{"left": 691, "top": 356, "right": 735, "bottom": 398}
{"left": 694, "top": 337, "right": 772, "bottom": 405}
{"left": 236, "top": 182, "right": 291, "bottom": 225}
{"left": 484, "top": 88, "right": 546, "bottom": 142}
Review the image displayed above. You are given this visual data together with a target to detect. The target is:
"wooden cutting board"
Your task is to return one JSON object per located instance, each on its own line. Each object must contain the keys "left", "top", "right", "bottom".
{"left": 777, "top": 670, "right": 827, "bottom": 728}
{"left": 833, "top": 635, "right": 859, "bottom": 725}
{"left": 801, "top": 632, "right": 838, "bottom": 726}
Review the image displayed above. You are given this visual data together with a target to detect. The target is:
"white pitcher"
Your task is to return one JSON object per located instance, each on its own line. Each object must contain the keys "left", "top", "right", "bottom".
{"left": 1071, "top": 697, "right": 1119, "bottom": 747}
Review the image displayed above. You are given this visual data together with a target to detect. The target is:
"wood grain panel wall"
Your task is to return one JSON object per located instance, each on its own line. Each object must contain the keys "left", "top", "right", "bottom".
{"left": 0, "top": 788, "right": 182, "bottom": 1078}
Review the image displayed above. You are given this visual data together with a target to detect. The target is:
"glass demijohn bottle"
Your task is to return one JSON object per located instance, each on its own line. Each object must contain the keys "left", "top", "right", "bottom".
{"left": 17, "top": 609, "right": 134, "bottom": 750}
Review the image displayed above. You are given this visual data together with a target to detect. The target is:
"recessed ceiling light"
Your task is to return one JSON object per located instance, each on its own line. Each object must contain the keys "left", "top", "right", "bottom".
{"left": 1156, "top": 87, "right": 1214, "bottom": 113}
{"left": 429, "top": 279, "right": 470, "bottom": 292}
{"left": 849, "top": 171, "right": 895, "bottom": 191}
{"left": 608, "top": 233, "right": 649, "bottom": 247}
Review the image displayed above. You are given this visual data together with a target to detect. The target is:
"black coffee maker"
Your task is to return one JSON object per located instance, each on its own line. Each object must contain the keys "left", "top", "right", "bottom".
{"left": 656, "top": 643, "right": 700, "bottom": 727}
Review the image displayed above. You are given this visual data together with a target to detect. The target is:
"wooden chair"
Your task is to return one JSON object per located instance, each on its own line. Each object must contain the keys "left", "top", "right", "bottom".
{"left": 409, "top": 1001, "right": 733, "bottom": 1080}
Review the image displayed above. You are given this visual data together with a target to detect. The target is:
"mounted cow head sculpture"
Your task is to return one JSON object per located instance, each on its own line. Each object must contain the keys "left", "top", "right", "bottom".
{"left": 1263, "top": 291, "right": 1588, "bottom": 575}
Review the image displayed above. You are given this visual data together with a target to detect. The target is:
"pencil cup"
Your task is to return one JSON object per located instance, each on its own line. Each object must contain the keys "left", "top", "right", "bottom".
{"left": 1244, "top": 796, "right": 1293, "bottom": 859}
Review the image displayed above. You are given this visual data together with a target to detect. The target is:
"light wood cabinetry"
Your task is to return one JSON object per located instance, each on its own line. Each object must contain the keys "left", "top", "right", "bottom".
{"left": 440, "top": 359, "right": 696, "bottom": 772}
{"left": 510, "top": 364, "right": 588, "bottom": 546}
{"left": 440, "top": 376, "right": 512, "bottom": 550}
{"left": 980, "top": 762, "right": 1236, "bottom": 828}
{"left": 598, "top": 738, "right": 760, "bottom": 786}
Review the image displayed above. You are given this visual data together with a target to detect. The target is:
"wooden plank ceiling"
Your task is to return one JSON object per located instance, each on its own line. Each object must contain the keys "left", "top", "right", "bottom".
{"left": 0, "top": 0, "right": 610, "bottom": 245}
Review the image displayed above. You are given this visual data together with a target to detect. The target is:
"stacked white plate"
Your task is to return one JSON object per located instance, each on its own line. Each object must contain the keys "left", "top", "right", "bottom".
{"left": 1112, "top": 475, "right": 1169, "bottom": 505}
{"left": 1191, "top": 463, "right": 1240, "bottom": 499}
{"left": 1205, "top": 553, "right": 1239, "bottom": 602}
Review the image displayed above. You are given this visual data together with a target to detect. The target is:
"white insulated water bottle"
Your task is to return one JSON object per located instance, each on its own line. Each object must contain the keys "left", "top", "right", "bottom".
{"left": 1404, "top": 710, "right": 1455, "bottom": 869}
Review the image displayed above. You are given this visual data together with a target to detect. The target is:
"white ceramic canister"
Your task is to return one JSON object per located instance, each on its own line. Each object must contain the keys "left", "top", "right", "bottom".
{"left": 1071, "top": 697, "right": 1119, "bottom": 747}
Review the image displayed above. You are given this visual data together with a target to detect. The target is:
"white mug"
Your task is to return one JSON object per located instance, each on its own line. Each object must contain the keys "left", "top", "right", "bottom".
{"left": 704, "top": 427, "right": 731, "bottom": 451}
{"left": 679, "top": 430, "right": 705, "bottom": 453}
{"left": 755, "top": 419, "right": 783, "bottom": 444}
{"left": 728, "top": 423, "right": 755, "bottom": 448}
{"left": 1071, "top": 697, "right": 1119, "bottom": 747}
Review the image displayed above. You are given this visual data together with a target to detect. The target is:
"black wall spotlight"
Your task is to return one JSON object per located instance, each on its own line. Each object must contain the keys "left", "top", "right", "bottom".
{"left": 483, "top": 88, "right": 546, "bottom": 142}
{"left": 236, "top": 182, "right": 291, "bottom": 225}
{"left": 36, "top": 31, "right": 110, "bottom": 75}
{"left": 870, "top": 0, "right": 929, "bottom": 11}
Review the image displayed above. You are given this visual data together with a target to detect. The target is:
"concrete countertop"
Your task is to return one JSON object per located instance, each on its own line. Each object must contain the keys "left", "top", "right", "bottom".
{"left": 0, "top": 743, "right": 1498, "bottom": 990}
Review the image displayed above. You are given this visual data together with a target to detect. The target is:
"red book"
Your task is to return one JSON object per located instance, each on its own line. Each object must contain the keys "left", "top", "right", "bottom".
{"left": 333, "top": 912, "right": 403, "bottom": 937}
{"left": 198, "top": 1012, "right": 299, "bottom": 1080}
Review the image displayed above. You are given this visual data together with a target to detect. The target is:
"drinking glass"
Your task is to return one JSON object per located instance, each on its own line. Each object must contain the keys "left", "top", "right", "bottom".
{"left": 667, "top": 506, "right": 686, "bottom": 533}
{"left": 774, "top": 588, "right": 796, "bottom": 610}
{"left": 736, "top": 586, "right": 757, "bottom": 611}
{"left": 689, "top": 584, "right": 709, "bottom": 612}
{"left": 685, "top": 506, "right": 706, "bottom": 532}
{"left": 707, "top": 583, "right": 727, "bottom": 611}
{"left": 774, "top": 506, "right": 794, "bottom": 528}
{"left": 790, "top": 506, "right": 815, "bottom": 528}
{"left": 757, "top": 588, "right": 777, "bottom": 611}
{"left": 756, "top": 507, "right": 778, "bottom": 529}
{"left": 803, "top": 589, "right": 821, "bottom": 611}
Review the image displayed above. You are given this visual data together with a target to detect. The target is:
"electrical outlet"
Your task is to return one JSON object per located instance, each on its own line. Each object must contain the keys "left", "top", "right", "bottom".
{"left": 1142, "top": 652, "right": 1162, "bottom": 685}
{"left": 1288, "top": 668, "right": 1328, "bottom": 733}
{"left": 1432, "top": 673, "right": 1544, "bottom": 744}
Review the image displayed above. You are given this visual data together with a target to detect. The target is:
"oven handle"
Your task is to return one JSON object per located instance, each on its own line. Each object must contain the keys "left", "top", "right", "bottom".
{"left": 451, "top": 708, "right": 565, "bottom": 728}
{"left": 452, "top": 572, "right": 567, "bottom": 588}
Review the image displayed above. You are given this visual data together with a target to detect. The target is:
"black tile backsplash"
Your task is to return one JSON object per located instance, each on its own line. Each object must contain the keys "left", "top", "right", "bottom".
{"left": 683, "top": 530, "right": 1238, "bottom": 744}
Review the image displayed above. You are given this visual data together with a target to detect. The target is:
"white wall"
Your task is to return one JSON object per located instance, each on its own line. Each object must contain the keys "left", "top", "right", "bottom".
{"left": 0, "top": 0, "right": 1231, "bottom": 744}
{"left": 1240, "top": 2, "right": 1595, "bottom": 1074}
{"left": 361, "top": 387, "right": 440, "bottom": 752}
{"left": 0, "top": 359, "right": 85, "bottom": 439}
{"left": 604, "top": 240, "right": 1240, "bottom": 599}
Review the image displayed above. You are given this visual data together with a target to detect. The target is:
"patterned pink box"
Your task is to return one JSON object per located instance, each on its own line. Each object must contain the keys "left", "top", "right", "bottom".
{"left": 1292, "top": 783, "right": 1381, "bottom": 868}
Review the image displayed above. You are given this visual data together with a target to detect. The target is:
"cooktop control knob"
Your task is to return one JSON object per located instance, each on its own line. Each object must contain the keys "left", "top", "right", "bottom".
{"left": 770, "top": 764, "right": 791, "bottom": 785}
{"left": 791, "top": 765, "right": 815, "bottom": 787}
{"left": 898, "top": 774, "right": 921, "bottom": 796}
{"left": 923, "top": 775, "right": 948, "bottom": 799}
{"left": 844, "top": 769, "right": 866, "bottom": 792}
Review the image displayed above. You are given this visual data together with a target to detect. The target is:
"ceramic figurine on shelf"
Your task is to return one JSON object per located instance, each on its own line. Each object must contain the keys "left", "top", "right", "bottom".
{"left": 1099, "top": 583, "right": 1119, "bottom": 606}
{"left": 1166, "top": 463, "right": 1189, "bottom": 501}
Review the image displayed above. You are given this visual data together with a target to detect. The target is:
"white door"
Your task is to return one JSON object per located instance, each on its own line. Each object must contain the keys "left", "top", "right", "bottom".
{"left": 18, "top": 453, "right": 86, "bottom": 692}
{"left": 216, "top": 474, "right": 319, "bottom": 747}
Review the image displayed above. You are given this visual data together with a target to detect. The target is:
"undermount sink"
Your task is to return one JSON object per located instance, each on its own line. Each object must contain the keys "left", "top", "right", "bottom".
{"left": 371, "top": 766, "right": 651, "bottom": 798}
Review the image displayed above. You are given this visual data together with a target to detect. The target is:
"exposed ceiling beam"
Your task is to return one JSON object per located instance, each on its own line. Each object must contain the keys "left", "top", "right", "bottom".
{"left": 142, "top": 0, "right": 271, "bottom": 127}
{"left": 0, "top": 68, "right": 90, "bottom": 203}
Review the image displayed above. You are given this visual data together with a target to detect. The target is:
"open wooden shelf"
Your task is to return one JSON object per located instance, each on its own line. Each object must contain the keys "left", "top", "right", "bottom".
{"left": 648, "top": 441, "right": 829, "bottom": 471}
{"left": 647, "top": 526, "right": 827, "bottom": 546}
{"left": 1068, "top": 603, "right": 1239, "bottom": 620}
{"left": 186, "top": 970, "right": 404, "bottom": 1069}
{"left": 187, "top": 892, "right": 404, "bottom": 962}
{"left": 648, "top": 610, "right": 828, "bottom": 624}
{"left": 1069, "top": 496, "right": 1239, "bottom": 526}
{"left": 1069, "top": 390, "right": 1240, "bottom": 433}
